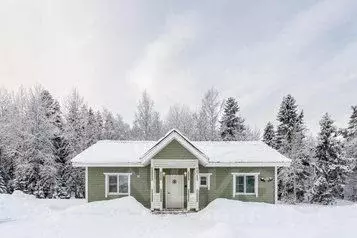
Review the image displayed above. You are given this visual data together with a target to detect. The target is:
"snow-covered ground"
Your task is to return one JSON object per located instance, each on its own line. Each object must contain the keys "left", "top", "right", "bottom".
{"left": 1, "top": 192, "right": 356, "bottom": 238}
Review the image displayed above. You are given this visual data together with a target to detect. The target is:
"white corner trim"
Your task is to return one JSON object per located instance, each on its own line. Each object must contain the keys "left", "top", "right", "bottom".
{"left": 199, "top": 173, "right": 212, "bottom": 190}
{"left": 104, "top": 173, "right": 132, "bottom": 197}
{"left": 85, "top": 167, "right": 88, "bottom": 202}
{"left": 232, "top": 173, "right": 260, "bottom": 198}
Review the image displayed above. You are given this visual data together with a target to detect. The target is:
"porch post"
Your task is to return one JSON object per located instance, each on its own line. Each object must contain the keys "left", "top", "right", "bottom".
{"left": 187, "top": 167, "right": 190, "bottom": 210}
{"left": 150, "top": 166, "right": 155, "bottom": 210}
{"left": 159, "top": 168, "right": 163, "bottom": 210}
{"left": 194, "top": 166, "right": 199, "bottom": 211}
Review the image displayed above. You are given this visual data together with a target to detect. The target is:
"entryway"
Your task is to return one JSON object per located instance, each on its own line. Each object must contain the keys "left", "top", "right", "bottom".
{"left": 165, "top": 175, "right": 184, "bottom": 209}
{"left": 150, "top": 159, "right": 199, "bottom": 211}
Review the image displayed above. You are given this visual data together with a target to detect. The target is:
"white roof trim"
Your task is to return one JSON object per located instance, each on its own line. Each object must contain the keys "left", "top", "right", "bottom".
{"left": 74, "top": 162, "right": 290, "bottom": 167}
{"left": 206, "top": 162, "right": 291, "bottom": 167}
{"left": 72, "top": 162, "right": 144, "bottom": 167}
{"left": 140, "top": 129, "right": 209, "bottom": 166}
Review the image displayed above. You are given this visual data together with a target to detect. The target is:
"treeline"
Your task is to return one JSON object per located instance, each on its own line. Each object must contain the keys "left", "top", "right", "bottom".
{"left": 0, "top": 87, "right": 356, "bottom": 204}
{"left": 262, "top": 95, "right": 357, "bottom": 204}
{"left": 0, "top": 87, "right": 256, "bottom": 198}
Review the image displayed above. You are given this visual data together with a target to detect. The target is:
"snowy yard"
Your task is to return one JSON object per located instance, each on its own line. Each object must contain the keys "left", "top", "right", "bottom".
{"left": 1, "top": 192, "right": 356, "bottom": 238}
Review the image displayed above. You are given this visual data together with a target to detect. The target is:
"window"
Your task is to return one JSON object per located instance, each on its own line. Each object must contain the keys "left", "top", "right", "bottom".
{"left": 104, "top": 173, "right": 131, "bottom": 197}
{"left": 199, "top": 173, "right": 212, "bottom": 190}
{"left": 232, "top": 173, "right": 259, "bottom": 197}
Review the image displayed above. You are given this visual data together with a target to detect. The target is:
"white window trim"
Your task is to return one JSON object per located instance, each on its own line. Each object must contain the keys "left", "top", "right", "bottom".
{"left": 199, "top": 173, "right": 212, "bottom": 190}
{"left": 231, "top": 173, "right": 259, "bottom": 197}
{"left": 104, "top": 173, "right": 132, "bottom": 197}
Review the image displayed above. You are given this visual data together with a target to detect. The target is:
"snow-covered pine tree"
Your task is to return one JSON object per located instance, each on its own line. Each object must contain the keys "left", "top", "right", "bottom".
{"left": 0, "top": 169, "right": 7, "bottom": 193}
{"left": 275, "top": 95, "right": 299, "bottom": 201}
{"left": 275, "top": 95, "right": 314, "bottom": 203}
{"left": 263, "top": 122, "right": 276, "bottom": 148}
{"left": 114, "top": 114, "right": 131, "bottom": 140}
{"left": 132, "top": 91, "right": 162, "bottom": 140}
{"left": 219, "top": 97, "right": 245, "bottom": 141}
{"left": 309, "top": 113, "right": 351, "bottom": 204}
{"left": 95, "top": 110, "right": 104, "bottom": 140}
{"left": 14, "top": 87, "right": 58, "bottom": 198}
{"left": 40, "top": 89, "right": 70, "bottom": 198}
{"left": 275, "top": 94, "right": 299, "bottom": 153}
{"left": 278, "top": 111, "right": 312, "bottom": 203}
{"left": 63, "top": 90, "right": 87, "bottom": 198}
{"left": 345, "top": 157, "right": 357, "bottom": 201}
{"left": 102, "top": 109, "right": 117, "bottom": 140}
{"left": 347, "top": 106, "right": 357, "bottom": 139}
{"left": 84, "top": 108, "right": 100, "bottom": 147}
{"left": 2, "top": 87, "right": 31, "bottom": 193}
{"left": 344, "top": 106, "right": 357, "bottom": 201}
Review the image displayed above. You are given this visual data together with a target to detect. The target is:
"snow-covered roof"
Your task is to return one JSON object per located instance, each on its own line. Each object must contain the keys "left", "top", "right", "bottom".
{"left": 72, "top": 129, "right": 291, "bottom": 167}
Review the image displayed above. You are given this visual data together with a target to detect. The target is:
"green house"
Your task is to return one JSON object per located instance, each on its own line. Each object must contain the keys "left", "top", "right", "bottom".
{"left": 72, "top": 129, "right": 291, "bottom": 211}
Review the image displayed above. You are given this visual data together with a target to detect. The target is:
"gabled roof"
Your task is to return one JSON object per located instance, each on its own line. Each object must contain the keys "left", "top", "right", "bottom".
{"left": 72, "top": 129, "right": 291, "bottom": 167}
{"left": 140, "top": 129, "right": 209, "bottom": 166}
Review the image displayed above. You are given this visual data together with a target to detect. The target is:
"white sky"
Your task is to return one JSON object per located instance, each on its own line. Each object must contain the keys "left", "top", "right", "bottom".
{"left": 1, "top": 0, "right": 357, "bottom": 134}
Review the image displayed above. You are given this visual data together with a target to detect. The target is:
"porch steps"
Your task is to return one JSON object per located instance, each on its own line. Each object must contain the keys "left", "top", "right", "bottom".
{"left": 151, "top": 210, "right": 194, "bottom": 215}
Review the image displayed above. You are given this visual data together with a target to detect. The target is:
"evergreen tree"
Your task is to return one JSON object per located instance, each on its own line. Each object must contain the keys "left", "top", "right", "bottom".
{"left": 40, "top": 90, "right": 69, "bottom": 198}
{"left": 347, "top": 106, "right": 357, "bottom": 139}
{"left": 344, "top": 106, "right": 357, "bottom": 201}
{"left": 95, "top": 110, "right": 104, "bottom": 140}
{"left": 275, "top": 95, "right": 299, "bottom": 152}
{"left": 63, "top": 90, "right": 87, "bottom": 198}
{"left": 345, "top": 158, "right": 357, "bottom": 201}
{"left": 114, "top": 114, "right": 131, "bottom": 140}
{"left": 219, "top": 97, "right": 245, "bottom": 141}
{"left": 275, "top": 95, "right": 314, "bottom": 203}
{"left": 309, "top": 113, "right": 351, "bottom": 204}
{"left": 102, "top": 110, "right": 117, "bottom": 140}
{"left": 263, "top": 122, "right": 276, "bottom": 148}
{"left": 279, "top": 111, "right": 313, "bottom": 203}
{"left": 0, "top": 169, "right": 7, "bottom": 193}
{"left": 14, "top": 88, "right": 58, "bottom": 198}
{"left": 84, "top": 108, "right": 100, "bottom": 147}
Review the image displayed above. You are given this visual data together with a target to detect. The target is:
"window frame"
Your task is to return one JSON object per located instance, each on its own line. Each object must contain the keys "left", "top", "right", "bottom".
{"left": 231, "top": 173, "right": 259, "bottom": 197}
{"left": 104, "top": 173, "right": 132, "bottom": 197}
{"left": 199, "top": 173, "right": 212, "bottom": 190}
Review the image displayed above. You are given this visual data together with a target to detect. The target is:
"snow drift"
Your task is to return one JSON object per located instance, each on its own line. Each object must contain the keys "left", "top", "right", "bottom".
{"left": 1, "top": 193, "right": 357, "bottom": 238}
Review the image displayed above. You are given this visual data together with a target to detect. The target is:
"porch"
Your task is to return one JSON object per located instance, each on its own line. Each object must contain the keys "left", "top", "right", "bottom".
{"left": 150, "top": 159, "right": 199, "bottom": 211}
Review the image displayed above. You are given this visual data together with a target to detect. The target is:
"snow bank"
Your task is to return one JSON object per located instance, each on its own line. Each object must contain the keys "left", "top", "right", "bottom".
{"left": 67, "top": 196, "right": 149, "bottom": 216}
{"left": 200, "top": 198, "right": 357, "bottom": 238}
{"left": 0, "top": 191, "right": 51, "bottom": 221}
{"left": 0, "top": 191, "right": 84, "bottom": 222}
{"left": 1, "top": 195, "right": 357, "bottom": 238}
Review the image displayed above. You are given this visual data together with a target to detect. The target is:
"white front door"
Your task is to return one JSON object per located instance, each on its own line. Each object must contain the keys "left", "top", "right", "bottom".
{"left": 165, "top": 175, "right": 184, "bottom": 209}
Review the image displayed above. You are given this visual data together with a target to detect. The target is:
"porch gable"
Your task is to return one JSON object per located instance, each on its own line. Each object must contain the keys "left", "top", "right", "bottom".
{"left": 140, "top": 129, "right": 209, "bottom": 166}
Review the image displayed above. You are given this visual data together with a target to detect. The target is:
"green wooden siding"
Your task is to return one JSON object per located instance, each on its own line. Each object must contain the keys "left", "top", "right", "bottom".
{"left": 153, "top": 140, "right": 197, "bottom": 160}
{"left": 87, "top": 139, "right": 277, "bottom": 209}
{"left": 198, "top": 166, "right": 275, "bottom": 209}
{"left": 87, "top": 166, "right": 151, "bottom": 208}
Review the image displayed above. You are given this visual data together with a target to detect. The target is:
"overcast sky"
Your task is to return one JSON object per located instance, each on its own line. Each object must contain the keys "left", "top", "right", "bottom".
{"left": 1, "top": 0, "right": 357, "bottom": 134}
